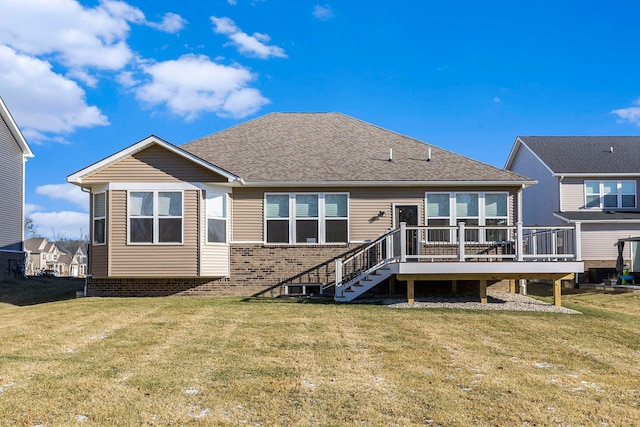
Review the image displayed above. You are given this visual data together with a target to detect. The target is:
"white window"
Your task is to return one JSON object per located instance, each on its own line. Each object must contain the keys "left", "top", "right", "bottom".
{"left": 206, "top": 192, "right": 227, "bottom": 244}
{"left": 426, "top": 192, "right": 509, "bottom": 242}
{"left": 128, "top": 191, "right": 183, "bottom": 244}
{"left": 484, "top": 193, "right": 509, "bottom": 241}
{"left": 585, "top": 180, "right": 636, "bottom": 209}
{"left": 456, "top": 193, "right": 479, "bottom": 241}
{"left": 426, "top": 193, "right": 451, "bottom": 242}
{"left": 265, "top": 193, "right": 349, "bottom": 244}
{"left": 93, "top": 192, "right": 106, "bottom": 245}
{"left": 266, "top": 194, "right": 290, "bottom": 243}
{"left": 324, "top": 194, "right": 348, "bottom": 243}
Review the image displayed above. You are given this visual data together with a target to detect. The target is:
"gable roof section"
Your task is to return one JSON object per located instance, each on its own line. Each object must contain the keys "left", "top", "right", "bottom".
{"left": 67, "top": 135, "right": 240, "bottom": 185}
{"left": 506, "top": 136, "right": 640, "bottom": 175}
{"left": 181, "top": 113, "right": 532, "bottom": 185}
{"left": 0, "top": 97, "right": 34, "bottom": 158}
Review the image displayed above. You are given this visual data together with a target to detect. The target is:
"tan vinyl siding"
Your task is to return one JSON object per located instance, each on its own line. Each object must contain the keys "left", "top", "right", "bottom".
{"left": 91, "top": 244, "right": 109, "bottom": 277}
{"left": 508, "top": 144, "right": 560, "bottom": 225}
{"left": 232, "top": 187, "right": 263, "bottom": 241}
{"left": 0, "top": 114, "right": 24, "bottom": 251}
{"left": 108, "top": 189, "right": 199, "bottom": 276}
{"left": 581, "top": 223, "right": 640, "bottom": 261}
{"left": 83, "top": 144, "right": 228, "bottom": 183}
{"left": 232, "top": 186, "right": 520, "bottom": 244}
{"left": 561, "top": 178, "right": 587, "bottom": 211}
{"left": 200, "top": 190, "right": 230, "bottom": 277}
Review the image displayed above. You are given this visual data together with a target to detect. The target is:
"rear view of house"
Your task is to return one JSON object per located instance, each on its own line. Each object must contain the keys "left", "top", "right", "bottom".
{"left": 0, "top": 97, "right": 33, "bottom": 280}
{"left": 68, "top": 113, "right": 582, "bottom": 301}
{"left": 506, "top": 136, "right": 640, "bottom": 282}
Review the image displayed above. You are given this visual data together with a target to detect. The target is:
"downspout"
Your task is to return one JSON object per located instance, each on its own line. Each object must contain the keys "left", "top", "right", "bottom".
{"left": 80, "top": 186, "right": 91, "bottom": 297}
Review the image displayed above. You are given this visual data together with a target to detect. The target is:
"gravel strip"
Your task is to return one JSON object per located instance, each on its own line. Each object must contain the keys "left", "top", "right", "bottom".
{"left": 382, "top": 291, "right": 581, "bottom": 314}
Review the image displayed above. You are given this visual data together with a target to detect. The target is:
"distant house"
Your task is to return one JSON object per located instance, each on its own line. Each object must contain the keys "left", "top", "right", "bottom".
{"left": 24, "top": 237, "right": 87, "bottom": 277}
{"left": 68, "top": 113, "right": 582, "bottom": 303}
{"left": 56, "top": 240, "right": 88, "bottom": 277}
{"left": 506, "top": 136, "right": 640, "bottom": 281}
{"left": 0, "top": 97, "right": 34, "bottom": 281}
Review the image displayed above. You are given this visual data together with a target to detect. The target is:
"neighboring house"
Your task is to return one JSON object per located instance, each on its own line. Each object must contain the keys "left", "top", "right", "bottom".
{"left": 0, "top": 97, "right": 34, "bottom": 281}
{"left": 24, "top": 237, "right": 61, "bottom": 276}
{"left": 56, "top": 240, "right": 88, "bottom": 277}
{"left": 505, "top": 136, "right": 640, "bottom": 281}
{"left": 68, "top": 113, "right": 582, "bottom": 303}
{"left": 24, "top": 238, "right": 88, "bottom": 277}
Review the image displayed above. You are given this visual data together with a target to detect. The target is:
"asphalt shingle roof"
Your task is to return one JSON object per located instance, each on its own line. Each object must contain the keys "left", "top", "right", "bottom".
{"left": 181, "top": 113, "right": 530, "bottom": 183}
{"left": 519, "top": 136, "right": 640, "bottom": 174}
{"left": 556, "top": 211, "right": 640, "bottom": 222}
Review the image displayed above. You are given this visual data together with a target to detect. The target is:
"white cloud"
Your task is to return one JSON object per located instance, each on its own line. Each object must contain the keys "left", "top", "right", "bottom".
{"left": 0, "top": 0, "right": 187, "bottom": 68}
{"left": 24, "top": 204, "right": 42, "bottom": 218}
{"left": 228, "top": 0, "right": 237, "bottom": 4}
{"left": 313, "top": 4, "right": 334, "bottom": 20}
{"left": 148, "top": 12, "right": 187, "bottom": 33}
{"left": 211, "top": 16, "right": 287, "bottom": 59}
{"left": 135, "top": 54, "right": 269, "bottom": 120}
{"left": 0, "top": 46, "right": 109, "bottom": 140}
{"left": 611, "top": 99, "right": 640, "bottom": 126}
{"left": 36, "top": 183, "right": 89, "bottom": 211}
{"left": 222, "top": 88, "right": 271, "bottom": 118}
{"left": 0, "top": 0, "right": 136, "bottom": 70}
{"left": 66, "top": 69, "right": 99, "bottom": 87}
{"left": 116, "top": 71, "right": 138, "bottom": 88}
{"left": 30, "top": 211, "right": 89, "bottom": 241}
{"left": 493, "top": 96, "right": 501, "bottom": 103}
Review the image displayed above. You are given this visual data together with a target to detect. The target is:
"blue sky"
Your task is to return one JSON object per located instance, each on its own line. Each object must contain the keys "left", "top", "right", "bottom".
{"left": 2, "top": 0, "right": 640, "bottom": 240}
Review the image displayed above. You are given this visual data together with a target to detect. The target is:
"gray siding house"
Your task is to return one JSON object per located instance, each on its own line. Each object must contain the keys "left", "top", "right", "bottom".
{"left": 0, "top": 97, "right": 34, "bottom": 280}
{"left": 506, "top": 136, "right": 640, "bottom": 281}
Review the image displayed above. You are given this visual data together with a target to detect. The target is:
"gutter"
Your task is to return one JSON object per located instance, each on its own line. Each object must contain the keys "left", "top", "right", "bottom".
{"left": 236, "top": 180, "right": 538, "bottom": 188}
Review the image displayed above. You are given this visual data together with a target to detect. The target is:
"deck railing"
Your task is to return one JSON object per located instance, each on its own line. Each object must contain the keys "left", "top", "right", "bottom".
{"left": 336, "top": 221, "right": 582, "bottom": 289}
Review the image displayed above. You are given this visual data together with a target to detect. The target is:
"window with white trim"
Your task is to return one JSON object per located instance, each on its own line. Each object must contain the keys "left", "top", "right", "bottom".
{"left": 206, "top": 192, "right": 227, "bottom": 244}
{"left": 324, "top": 194, "right": 348, "bottom": 243}
{"left": 426, "top": 192, "right": 509, "bottom": 243}
{"left": 128, "top": 191, "right": 183, "bottom": 244}
{"left": 265, "top": 193, "right": 349, "bottom": 244}
{"left": 585, "top": 180, "right": 636, "bottom": 209}
{"left": 456, "top": 193, "right": 479, "bottom": 241}
{"left": 93, "top": 192, "right": 106, "bottom": 245}
{"left": 266, "top": 194, "right": 290, "bottom": 243}
{"left": 426, "top": 193, "right": 451, "bottom": 242}
{"left": 484, "top": 193, "right": 509, "bottom": 241}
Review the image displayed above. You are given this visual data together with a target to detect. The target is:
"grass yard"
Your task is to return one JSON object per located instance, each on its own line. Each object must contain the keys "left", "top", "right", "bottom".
{"left": 0, "top": 280, "right": 639, "bottom": 426}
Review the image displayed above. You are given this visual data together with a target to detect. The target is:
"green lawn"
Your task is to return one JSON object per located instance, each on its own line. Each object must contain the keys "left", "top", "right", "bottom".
{"left": 0, "top": 280, "right": 638, "bottom": 426}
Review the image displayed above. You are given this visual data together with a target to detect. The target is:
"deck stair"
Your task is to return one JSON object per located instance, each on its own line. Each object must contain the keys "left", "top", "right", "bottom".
{"left": 335, "top": 264, "right": 394, "bottom": 302}
{"left": 334, "top": 228, "right": 402, "bottom": 302}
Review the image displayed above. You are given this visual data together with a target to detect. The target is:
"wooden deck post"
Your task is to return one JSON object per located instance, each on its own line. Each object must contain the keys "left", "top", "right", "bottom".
{"left": 451, "top": 280, "right": 457, "bottom": 295}
{"left": 509, "top": 279, "right": 516, "bottom": 294}
{"left": 554, "top": 279, "right": 562, "bottom": 307}
{"left": 480, "top": 280, "right": 487, "bottom": 304}
{"left": 407, "top": 279, "right": 415, "bottom": 304}
{"left": 389, "top": 275, "right": 396, "bottom": 295}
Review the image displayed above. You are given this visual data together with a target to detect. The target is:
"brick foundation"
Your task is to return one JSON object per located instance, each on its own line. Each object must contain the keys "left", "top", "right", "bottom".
{"left": 87, "top": 244, "right": 359, "bottom": 297}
